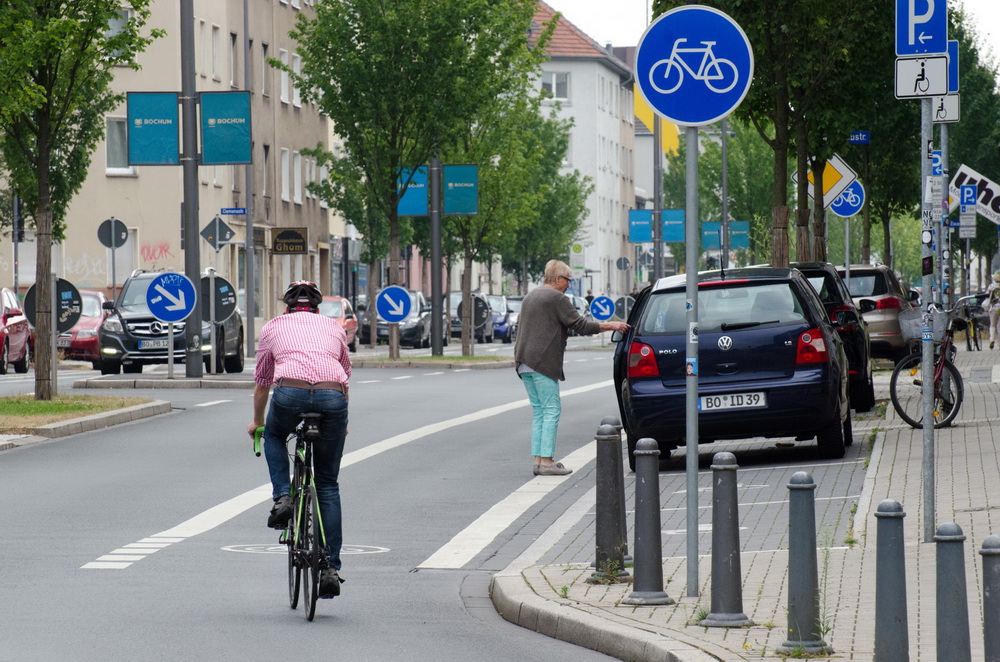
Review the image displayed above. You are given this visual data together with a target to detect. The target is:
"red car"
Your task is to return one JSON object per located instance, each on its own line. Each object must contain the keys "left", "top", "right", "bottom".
{"left": 1, "top": 287, "right": 31, "bottom": 374}
{"left": 57, "top": 289, "right": 109, "bottom": 369}
{"left": 318, "top": 296, "right": 358, "bottom": 352}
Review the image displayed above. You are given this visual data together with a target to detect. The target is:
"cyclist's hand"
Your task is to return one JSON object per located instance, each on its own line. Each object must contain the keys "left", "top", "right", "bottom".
{"left": 247, "top": 422, "right": 263, "bottom": 438}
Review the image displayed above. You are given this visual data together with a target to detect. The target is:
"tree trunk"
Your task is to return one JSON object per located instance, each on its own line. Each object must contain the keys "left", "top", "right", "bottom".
{"left": 387, "top": 209, "right": 400, "bottom": 359}
{"left": 794, "top": 118, "right": 811, "bottom": 262}
{"left": 811, "top": 158, "right": 827, "bottom": 262}
{"left": 770, "top": 61, "right": 791, "bottom": 267}
{"left": 461, "top": 253, "right": 474, "bottom": 357}
{"left": 34, "top": 123, "right": 54, "bottom": 400}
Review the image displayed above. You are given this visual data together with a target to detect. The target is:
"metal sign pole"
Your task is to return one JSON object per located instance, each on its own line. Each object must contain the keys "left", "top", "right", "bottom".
{"left": 168, "top": 323, "right": 175, "bottom": 379}
{"left": 653, "top": 116, "right": 663, "bottom": 280}
{"left": 210, "top": 269, "right": 217, "bottom": 374}
{"left": 684, "top": 124, "right": 700, "bottom": 598}
{"left": 51, "top": 273, "right": 58, "bottom": 397}
{"left": 920, "top": 98, "right": 936, "bottom": 543}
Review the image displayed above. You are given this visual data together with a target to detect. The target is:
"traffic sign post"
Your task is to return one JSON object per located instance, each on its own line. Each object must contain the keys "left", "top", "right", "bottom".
{"left": 895, "top": 0, "right": 947, "bottom": 56}
{"left": 375, "top": 286, "right": 411, "bottom": 323}
{"left": 791, "top": 153, "right": 859, "bottom": 209}
{"left": 98, "top": 217, "right": 129, "bottom": 303}
{"left": 146, "top": 272, "right": 197, "bottom": 379}
{"left": 830, "top": 180, "right": 866, "bottom": 219}
{"left": 589, "top": 296, "right": 614, "bottom": 321}
{"left": 895, "top": 56, "right": 948, "bottom": 98}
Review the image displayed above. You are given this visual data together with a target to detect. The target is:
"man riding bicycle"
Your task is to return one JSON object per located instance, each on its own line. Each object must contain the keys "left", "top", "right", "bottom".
{"left": 247, "top": 281, "right": 351, "bottom": 599}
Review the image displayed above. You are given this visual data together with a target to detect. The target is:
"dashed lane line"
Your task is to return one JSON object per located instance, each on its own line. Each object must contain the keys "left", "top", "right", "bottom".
{"left": 194, "top": 400, "right": 231, "bottom": 407}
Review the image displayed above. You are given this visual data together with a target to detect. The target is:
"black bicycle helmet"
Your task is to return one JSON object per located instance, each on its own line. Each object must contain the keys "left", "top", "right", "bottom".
{"left": 282, "top": 280, "right": 323, "bottom": 311}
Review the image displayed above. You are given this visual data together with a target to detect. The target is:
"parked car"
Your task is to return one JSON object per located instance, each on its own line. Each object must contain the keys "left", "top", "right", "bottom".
{"left": 447, "top": 291, "right": 494, "bottom": 343}
{"left": 57, "top": 289, "right": 109, "bottom": 369}
{"left": 1, "top": 287, "right": 31, "bottom": 374}
{"left": 360, "top": 289, "right": 449, "bottom": 349}
{"left": 487, "top": 294, "right": 516, "bottom": 344}
{"left": 506, "top": 295, "right": 523, "bottom": 342}
{"left": 612, "top": 267, "right": 852, "bottom": 470}
{"left": 837, "top": 264, "right": 915, "bottom": 363}
{"left": 98, "top": 270, "right": 245, "bottom": 375}
{"left": 792, "top": 262, "right": 875, "bottom": 412}
{"left": 565, "top": 293, "right": 591, "bottom": 335}
{"left": 318, "top": 295, "right": 358, "bottom": 353}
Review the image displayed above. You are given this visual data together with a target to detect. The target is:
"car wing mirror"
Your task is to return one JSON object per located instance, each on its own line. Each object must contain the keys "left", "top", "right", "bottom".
{"left": 103, "top": 300, "right": 115, "bottom": 310}
{"left": 610, "top": 329, "right": 624, "bottom": 343}
{"left": 835, "top": 309, "right": 860, "bottom": 326}
{"left": 858, "top": 299, "right": 877, "bottom": 314}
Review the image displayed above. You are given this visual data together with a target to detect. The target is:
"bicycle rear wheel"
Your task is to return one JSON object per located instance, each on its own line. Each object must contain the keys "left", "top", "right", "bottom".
{"left": 974, "top": 322, "right": 983, "bottom": 351}
{"left": 301, "top": 486, "right": 320, "bottom": 621}
{"left": 889, "top": 352, "right": 964, "bottom": 428}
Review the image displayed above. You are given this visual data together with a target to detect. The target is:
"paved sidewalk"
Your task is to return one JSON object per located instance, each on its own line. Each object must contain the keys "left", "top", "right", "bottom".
{"left": 492, "top": 345, "right": 1000, "bottom": 661}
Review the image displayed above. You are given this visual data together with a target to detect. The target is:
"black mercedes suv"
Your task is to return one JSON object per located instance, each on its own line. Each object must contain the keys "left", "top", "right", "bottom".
{"left": 98, "top": 270, "right": 245, "bottom": 375}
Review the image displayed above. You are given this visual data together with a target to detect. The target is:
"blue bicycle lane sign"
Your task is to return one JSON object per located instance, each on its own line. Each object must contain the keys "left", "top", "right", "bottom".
{"left": 830, "top": 180, "right": 866, "bottom": 219}
{"left": 634, "top": 5, "right": 754, "bottom": 126}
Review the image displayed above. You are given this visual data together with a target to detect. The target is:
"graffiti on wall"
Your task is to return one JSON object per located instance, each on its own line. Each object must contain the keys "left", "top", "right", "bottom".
{"left": 140, "top": 241, "right": 175, "bottom": 268}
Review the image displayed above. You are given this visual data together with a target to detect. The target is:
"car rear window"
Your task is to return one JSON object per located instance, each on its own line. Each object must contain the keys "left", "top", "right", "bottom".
{"left": 641, "top": 282, "right": 807, "bottom": 335}
{"left": 805, "top": 275, "right": 840, "bottom": 304}
{"left": 319, "top": 300, "right": 343, "bottom": 317}
{"left": 842, "top": 273, "right": 885, "bottom": 297}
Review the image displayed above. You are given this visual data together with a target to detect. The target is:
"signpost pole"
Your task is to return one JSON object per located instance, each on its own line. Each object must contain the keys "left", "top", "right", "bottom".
{"left": 653, "top": 116, "right": 663, "bottom": 280}
{"left": 51, "top": 273, "right": 58, "bottom": 397}
{"left": 684, "top": 123, "right": 700, "bottom": 598}
{"left": 168, "top": 323, "right": 175, "bottom": 379}
{"left": 110, "top": 217, "right": 118, "bottom": 303}
{"left": 920, "top": 98, "right": 936, "bottom": 543}
{"left": 181, "top": 0, "right": 203, "bottom": 378}
{"left": 430, "top": 154, "right": 443, "bottom": 356}
{"left": 209, "top": 269, "right": 217, "bottom": 374}
{"left": 941, "top": 123, "right": 950, "bottom": 308}
{"left": 721, "top": 118, "right": 730, "bottom": 269}
{"left": 243, "top": 0, "right": 255, "bottom": 360}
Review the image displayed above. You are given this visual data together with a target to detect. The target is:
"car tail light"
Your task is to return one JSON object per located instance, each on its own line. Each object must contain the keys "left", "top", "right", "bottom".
{"left": 829, "top": 304, "right": 856, "bottom": 329}
{"left": 874, "top": 297, "right": 902, "bottom": 310}
{"left": 795, "top": 328, "right": 829, "bottom": 365}
{"left": 627, "top": 342, "right": 660, "bottom": 378}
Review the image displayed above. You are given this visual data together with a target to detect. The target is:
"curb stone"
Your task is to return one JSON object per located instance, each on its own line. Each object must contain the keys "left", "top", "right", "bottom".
{"left": 1, "top": 400, "right": 172, "bottom": 448}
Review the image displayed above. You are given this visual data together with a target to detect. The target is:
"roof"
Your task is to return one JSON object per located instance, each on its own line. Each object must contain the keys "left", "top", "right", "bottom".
{"left": 531, "top": 2, "right": 632, "bottom": 79}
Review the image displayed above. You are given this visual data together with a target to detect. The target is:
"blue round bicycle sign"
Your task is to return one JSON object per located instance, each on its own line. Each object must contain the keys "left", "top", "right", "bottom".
{"left": 830, "top": 180, "right": 865, "bottom": 218}
{"left": 634, "top": 5, "right": 754, "bottom": 126}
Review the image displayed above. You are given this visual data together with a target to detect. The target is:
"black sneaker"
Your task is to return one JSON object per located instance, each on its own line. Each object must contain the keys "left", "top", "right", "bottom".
{"left": 318, "top": 569, "right": 343, "bottom": 599}
{"left": 267, "top": 495, "right": 292, "bottom": 529}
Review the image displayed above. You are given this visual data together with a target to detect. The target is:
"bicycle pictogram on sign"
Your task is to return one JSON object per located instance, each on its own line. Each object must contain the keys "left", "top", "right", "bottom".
{"left": 648, "top": 39, "right": 739, "bottom": 95}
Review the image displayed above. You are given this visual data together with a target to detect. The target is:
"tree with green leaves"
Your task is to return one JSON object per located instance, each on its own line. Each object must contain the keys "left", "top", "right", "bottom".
{"left": 0, "top": 1, "right": 161, "bottom": 400}
{"left": 287, "top": 0, "right": 543, "bottom": 359}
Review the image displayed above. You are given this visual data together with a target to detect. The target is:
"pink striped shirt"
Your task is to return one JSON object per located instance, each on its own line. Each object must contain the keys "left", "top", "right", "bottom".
{"left": 254, "top": 311, "right": 352, "bottom": 392}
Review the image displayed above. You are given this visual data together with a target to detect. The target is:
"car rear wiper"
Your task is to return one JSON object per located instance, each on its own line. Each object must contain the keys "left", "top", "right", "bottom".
{"left": 721, "top": 320, "right": 775, "bottom": 330}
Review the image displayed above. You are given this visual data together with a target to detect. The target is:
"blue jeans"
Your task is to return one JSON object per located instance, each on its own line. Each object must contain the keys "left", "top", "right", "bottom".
{"left": 520, "top": 372, "right": 561, "bottom": 458}
{"left": 263, "top": 386, "right": 348, "bottom": 571}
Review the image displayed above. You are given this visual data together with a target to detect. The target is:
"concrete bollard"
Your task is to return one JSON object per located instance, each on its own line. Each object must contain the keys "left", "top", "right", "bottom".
{"left": 874, "top": 500, "right": 909, "bottom": 661}
{"left": 702, "top": 452, "right": 752, "bottom": 627}
{"left": 777, "top": 471, "right": 832, "bottom": 656}
{"left": 936, "top": 522, "right": 971, "bottom": 662}
{"left": 600, "top": 415, "right": 631, "bottom": 564}
{"left": 979, "top": 535, "right": 1000, "bottom": 662}
{"left": 621, "top": 438, "right": 674, "bottom": 605}
{"left": 588, "top": 424, "right": 630, "bottom": 583}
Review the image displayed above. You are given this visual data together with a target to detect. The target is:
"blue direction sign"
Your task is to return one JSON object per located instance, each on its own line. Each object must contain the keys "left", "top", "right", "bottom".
{"left": 146, "top": 272, "right": 197, "bottom": 323}
{"left": 896, "top": 0, "right": 947, "bottom": 56}
{"left": 849, "top": 130, "right": 870, "bottom": 145}
{"left": 375, "top": 285, "right": 411, "bottom": 323}
{"left": 961, "top": 184, "right": 977, "bottom": 207}
{"left": 590, "top": 296, "right": 615, "bottom": 321}
{"left": 830, "top": 180, "right": 866, "bottom": 218}
{"left": 948, "top": 39, "right": 959, "bottom": 93}
{"left": 634, "top": 5, "right": 753, "bottom": 127}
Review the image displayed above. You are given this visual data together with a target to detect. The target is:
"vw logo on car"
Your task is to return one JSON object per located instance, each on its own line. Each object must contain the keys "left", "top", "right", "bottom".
{"left": 718, "top": 336, "right": 733, "bottom": 350}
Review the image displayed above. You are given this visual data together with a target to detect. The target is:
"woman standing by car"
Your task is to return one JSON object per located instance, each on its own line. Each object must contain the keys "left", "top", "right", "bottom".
{"left": 986, "top": 272, "right": 1000, "bottom": 349}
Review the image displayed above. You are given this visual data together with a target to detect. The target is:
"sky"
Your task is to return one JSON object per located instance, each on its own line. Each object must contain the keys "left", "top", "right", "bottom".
{"left": 543, "top": 0, "right": 1000, "bottom": 62}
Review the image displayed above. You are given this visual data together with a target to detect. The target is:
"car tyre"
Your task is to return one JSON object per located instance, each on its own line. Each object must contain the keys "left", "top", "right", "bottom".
{"left": 123, "top": 363, "right": 142, "bottom": 374}
{"left": 850, "top": 374, "right": 876, "bottom": 413}
{"left": 91, "top": 360, "right": 101, "bottom": 370}
{"left": 843, "top": 411, "right": 854, "bottom": 447}
{"left": 224, "top": 331, "right": 245, "bottom": 373}
{"left": 0, "top": 340, "right": 9, "bottom": 375}
{"left": 348, "top": 335, "right": 357, "bottom": 353}
{"left": 100, "top": 359, "right": 121, "bottom": 375}
{"left": 816, "top": 415, "right": 847, "bottom": 459}
{"left": 12, "top": 342, "right": 29, "bottom": 374}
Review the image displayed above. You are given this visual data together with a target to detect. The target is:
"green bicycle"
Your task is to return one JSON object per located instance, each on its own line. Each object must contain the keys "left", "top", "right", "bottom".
{"left": 254, "top": 413, "right": 328, "bottom": 621}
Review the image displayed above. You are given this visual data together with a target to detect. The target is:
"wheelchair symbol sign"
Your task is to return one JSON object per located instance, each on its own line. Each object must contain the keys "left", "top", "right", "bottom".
{"left": 634, "top": 5, "right": 753, "bottom": 126}
{"left": 830, "top": 180, "right": 865, "bottom": 219}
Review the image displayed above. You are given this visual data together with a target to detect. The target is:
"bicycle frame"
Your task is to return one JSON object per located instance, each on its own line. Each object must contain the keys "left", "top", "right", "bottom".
{"left": 668, "top": 39, "right": 722, "bottom": 81}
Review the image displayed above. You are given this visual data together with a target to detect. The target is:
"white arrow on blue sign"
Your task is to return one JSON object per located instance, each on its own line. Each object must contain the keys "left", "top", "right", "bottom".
{"left": 830, "top": 180, "right": 866, "bottom": 219}
{"left": 896, "top": 0, "right": 947, "bottom": 56}
{"left": 375, "top": 285, "right": 411, "bottom": 323}
{"left": 146, "top": 272, "right": 197, "bottom": 323}
{"left": 590, "top": 296, "right": 615, "bottom": 321}
{"left": 633, "top": 5, "right": 753, "bottom": 127}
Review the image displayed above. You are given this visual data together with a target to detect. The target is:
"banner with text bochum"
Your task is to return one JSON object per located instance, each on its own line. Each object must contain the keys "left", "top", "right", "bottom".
{"left": 127, "top": 92, "right": 180, "bottom": 165}
{"left": 200, "top": 91, "right": 252, "bottom": 165}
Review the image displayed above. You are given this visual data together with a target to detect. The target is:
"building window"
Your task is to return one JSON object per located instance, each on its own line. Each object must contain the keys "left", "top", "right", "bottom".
{"left": 198, "top": 20, "right": 207, "bottom": 77}
{"left": 279, "top": 49, "right": 289, "bottom": 104}
{"left": 262, "top": 144, "right": 270, "bottom": 197}
{"left": 105, "top": 8, "right": 132, "bottom": 61}
{"left": 230, "top": 33, "right": 238, "bottom": 86}
{"left": 541, "top": 72, "right": 569, "bottom": 100}
{"left": 292, "top": 53, "right": 302, "bottom": 107}
{"left": 293, "top": 151, "right": 302, "bottom": 204}
{"left": 105, "top": 117, "right": 133, "bottom": 175}
{"left": 261, "top": 43, "right": 270, "bottom": 96}
{"left": 212, "top": 25, "right": 221, "bottom": 80}
{"left": 280, "top": 148, "right": 290, "bottom": 201}
{"left": 247, "top": 39, "right": 253, "bottom": 91}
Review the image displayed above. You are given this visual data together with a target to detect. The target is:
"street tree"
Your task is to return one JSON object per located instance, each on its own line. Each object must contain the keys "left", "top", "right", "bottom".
{"left": 0, "top": 1, "right": 161, "bottom": 400}
{"left": 288, "top": 0, "right": 542, "bottom": 359}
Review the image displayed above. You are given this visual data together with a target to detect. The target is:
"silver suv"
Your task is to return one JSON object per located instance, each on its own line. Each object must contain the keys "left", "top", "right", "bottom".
{"left": 837, "top": 264, "right": 915, "bottom": 363}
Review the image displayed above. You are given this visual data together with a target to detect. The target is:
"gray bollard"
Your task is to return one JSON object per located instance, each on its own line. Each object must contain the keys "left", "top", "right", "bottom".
{"left": 936, "top": 522, "right": 971, "bottom": 662}
{"left": 874, "top": 500, "right": 909, "bottom": 661}
{"left": 621, "top": 438, "right": 674, "bottom": 605}
{"left": 600, "top": 415, "right": 631, "bottom": 564}
{"left": 980, "top": 535, "right": 1000, "bottom": 662}
{"left": 777, "top": 471, "right": 832, "bottom": 656}
{"left": 702, "top": 452, "right": 752, "bottom": 627}
{"left": 588, "top": 424, "right": 630, "bottom": 583}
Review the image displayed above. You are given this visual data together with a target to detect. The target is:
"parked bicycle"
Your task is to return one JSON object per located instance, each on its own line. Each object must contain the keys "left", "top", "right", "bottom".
{"left": 962, "top": 294, "right": 988, "bottom": 352}
{"left": 889, "top": 297, "right": 978, "bottom": 429}
{"left": 254, "top": 412, "right": 329, "bottom": 621}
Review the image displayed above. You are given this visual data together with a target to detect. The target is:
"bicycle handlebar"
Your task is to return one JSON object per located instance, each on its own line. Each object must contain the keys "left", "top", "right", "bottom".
{"left": 927, "top": 294, "right": 984, "bottom": 315}
{"left": 253, "top": 426, "right": 265, "bottom": 457}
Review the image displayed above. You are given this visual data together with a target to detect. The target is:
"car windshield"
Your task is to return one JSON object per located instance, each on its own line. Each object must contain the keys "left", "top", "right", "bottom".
{"left": 842, "top": 273, "right": 884, "bottom": 297}
{"left": 81, "top": 294, "right": 103, "bottom": 318}
{"left": 488, "top": 296, "right": 504, "bottom": 311}
{"left": 118, "top": 279, "right": 154, "bottom": 312}
{"left": 319, "top": 300, "right": 343, "bottom": 317}
{"left": 507, "top": 298, "right": 522, "bottom": 312}
{"left": 642, "top": 282, "right": 805, "bottom": 335}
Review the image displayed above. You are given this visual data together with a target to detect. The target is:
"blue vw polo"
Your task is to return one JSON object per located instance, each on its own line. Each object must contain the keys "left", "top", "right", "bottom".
{"left": 612, "top": 268, "right": 852, "bottom": 470}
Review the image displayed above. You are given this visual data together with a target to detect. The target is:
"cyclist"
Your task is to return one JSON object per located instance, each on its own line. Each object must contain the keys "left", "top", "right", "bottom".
{"left": 247, "top": 281, "right": 351, "bottom": 598}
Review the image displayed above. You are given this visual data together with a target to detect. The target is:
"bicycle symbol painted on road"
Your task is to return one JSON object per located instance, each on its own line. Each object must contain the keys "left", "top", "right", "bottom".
{"left": 648, "top": 39, "right": 739, "bottom": 95}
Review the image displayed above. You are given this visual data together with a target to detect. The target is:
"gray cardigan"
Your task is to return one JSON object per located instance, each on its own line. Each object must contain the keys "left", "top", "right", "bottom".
{"left": 513, "top": 286, "right": 601, "bottom": 381}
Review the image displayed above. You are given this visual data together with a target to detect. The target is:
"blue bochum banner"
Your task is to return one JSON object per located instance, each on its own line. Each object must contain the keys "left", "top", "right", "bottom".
{"left": 127, "top": 92, "right": 180, "bottom": 165}
{"left": 200, "top": 91, "right": 251, "bottom": 165}
{"left": 397, "top": 167, "right": 429, "bottom": 216}
{"left": 443, "top": 165, "right": 479, "bottom": 215}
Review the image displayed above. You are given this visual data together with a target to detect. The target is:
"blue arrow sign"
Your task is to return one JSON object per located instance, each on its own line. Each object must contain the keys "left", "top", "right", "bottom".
{"left": 146, "top": 272, "right": 197, "bottom": 323}
{"left": 896, "top": 0, "right": 947, "bottom": 56}
{"left": 830, "top": 180, "right": 866, "bottom": 218}
{"left": 590, "top": 296, "right": 615, "bottom": 321}
{"left": 375, "top": 285, "right": 411, "bottom": 323}
{"left": 961, "top": 184, "right": 977, "bottom": 206}
{"left": 948, "top": 39, "right": 959, "bottom": 93}
{"left": 634, "top": 5, "right": 754, "bottom": 127}
{"left": 931, "top": 150, "right": 943, "bottom": 176}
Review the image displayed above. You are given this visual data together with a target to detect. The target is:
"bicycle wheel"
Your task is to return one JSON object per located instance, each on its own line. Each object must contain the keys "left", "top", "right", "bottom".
{"left": 966, "top": 318, "right": 974, "bottom": 352}
{"left": 974, "top": 322, "right": 983, "bottom": 351}
{"left": 889, "top": 352, "right": 964, "bottom": 428}
{"left": 287, "top": 463, "right": 304, "bottom": 609}
{"left": 703, "top": 58, "right": 739, "bottom": 94}
{"left": 649, "top": 58, "right": 683, "bottom": 94}
{"left": 301, "top": 486, "right": 320, "bottom": 621}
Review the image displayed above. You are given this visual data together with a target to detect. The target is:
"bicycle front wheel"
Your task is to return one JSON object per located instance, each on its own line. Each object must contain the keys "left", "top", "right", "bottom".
{"left": 890, "top": 352, "right": 964, "bottom": 428}
{"left": 287, "top": 464, "right": 304, "bottom": 609}
{"left": 302, "top": 486, "right": 320, "bottom": 621}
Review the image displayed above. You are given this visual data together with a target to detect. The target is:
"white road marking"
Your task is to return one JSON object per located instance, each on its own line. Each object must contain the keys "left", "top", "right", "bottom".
{"left": 194, "top": 400, "right": 231, "bottom": 407}
{"left": 417, "top": 442, "right": 597, "bottom": 570}
{"left": 357, "top": 380, "right": 381, "bottom": 384}
{"left": 391, "top": 375, "right": 412, "bottom": 380}
{"left": 82, "top": 380, "right": 615, "bottom": 569}
{"left": 423, "top": 372, "right": 444, "bottom": 376}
